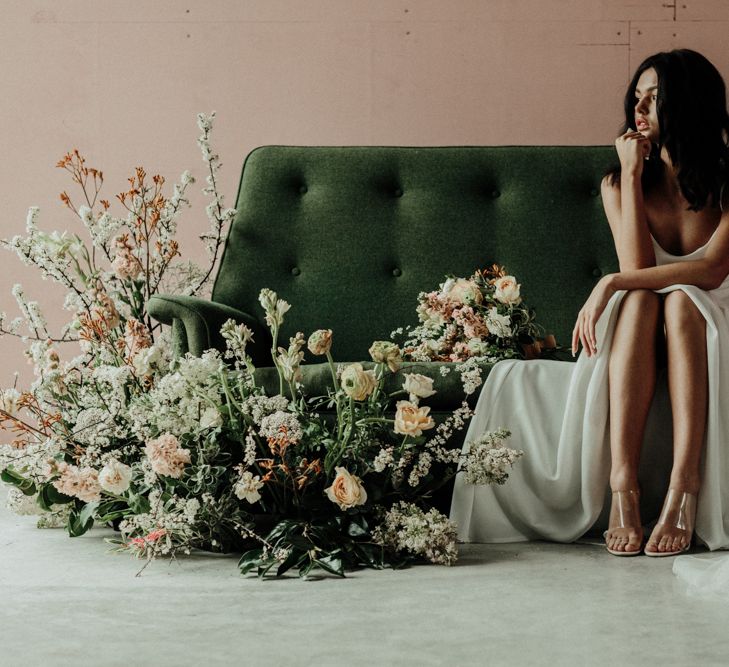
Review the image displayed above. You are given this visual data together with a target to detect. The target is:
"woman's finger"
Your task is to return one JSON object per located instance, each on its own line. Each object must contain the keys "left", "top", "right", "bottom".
{"left": 571, "top": 320, "right": 580, "bottom": 355}
{"left": 579, "top": 323, "right": 590, "bottom": 358}
{"left": 589, "top": 317, "right": 597, "bottom": 354}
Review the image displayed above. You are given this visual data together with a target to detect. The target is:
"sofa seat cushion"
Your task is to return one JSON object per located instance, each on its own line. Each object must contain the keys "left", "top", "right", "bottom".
{"left": 252, "top": 360, "right": 497, "bottom": 411}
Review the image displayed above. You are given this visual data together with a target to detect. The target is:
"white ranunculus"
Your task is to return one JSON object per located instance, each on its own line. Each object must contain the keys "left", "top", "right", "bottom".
{"left": 467, "top": 338, "right": 490, "bottom": 356}
{"left": 234, "top": 471, "right": 264, "bottom": 503}
{"left": 200, "top": 406, "right": 223, "bottom": 430}
{"left": 403, "top": 373, "right": 436, "bottom": 403}
{"left": 493, "top": 276, "right": 522, "bottom": 305}
{"left": 341, "top": 363, "right": 377, "bottom": 401}
{"left": 98, "top": 459, "right": 132, "bottom": 494}
{"left": 486, "top": 307, "right": 512, "bottom": 339}
{"left": 439, "top": 278, "right": 456, "bottom": 297}
{"left": 132, "top": 345, "right": 161, "bottom": 376}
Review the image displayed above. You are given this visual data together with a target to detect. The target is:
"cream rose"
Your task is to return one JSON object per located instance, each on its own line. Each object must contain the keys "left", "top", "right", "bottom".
{"left": 447, "top": 278, "right": 483, "bottom": 306}
{"left": 324, "top": 466, "right": 368, "bottom": 510}
{"left": 98, "top": 459, "right": 132, "bottom": 494}
{"left": 394, "top": 400, "right": 436, "bottom": 437}
{"left": 493, "top": 276, "right": 522, "bottom": 305}
{"left": 341, "top": 363, "right": 377, "bottom": 401}
{"left": 403, "top": 373, "right": 436, "bottom": 403}
{"left": 368, "top": 341, "right": 402, "bottom": 372}
{"left": 307, "top": 329, "right": 333, "bottom": 356}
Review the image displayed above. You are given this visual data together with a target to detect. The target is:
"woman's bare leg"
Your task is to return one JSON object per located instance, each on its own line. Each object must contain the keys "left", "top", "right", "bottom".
{"left": 606, "top": 289, "right": 663, "bottom": 552}
{"left": 645, "top": 290, "right": 707, "bottom": 553}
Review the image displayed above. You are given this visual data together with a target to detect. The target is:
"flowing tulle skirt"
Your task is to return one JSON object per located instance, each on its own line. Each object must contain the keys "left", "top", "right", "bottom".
{"left": 450, "top": 283, "right": 729, "bottom": 552}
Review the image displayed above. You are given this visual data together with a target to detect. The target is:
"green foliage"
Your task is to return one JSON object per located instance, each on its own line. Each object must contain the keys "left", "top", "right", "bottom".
{"left": 37, "top": 482, "right": 74, "bottom": 511}
{"left": 68, "top": 501, "right": 99, "bottom": 537}
{"left": 237, "top": 513, "right": 412, "bottom": 579}
{"left": 1, "top": 467, "right": 36, "bottom": 496}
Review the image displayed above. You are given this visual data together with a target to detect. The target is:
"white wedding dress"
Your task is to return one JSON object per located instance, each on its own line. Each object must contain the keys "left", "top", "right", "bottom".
{"left": 450, "top": 230, "right": 729, "bottom": 596}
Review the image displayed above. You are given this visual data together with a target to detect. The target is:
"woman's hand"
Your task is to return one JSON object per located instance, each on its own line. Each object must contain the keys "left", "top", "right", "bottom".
{"left": 615, "top": 130, "right": 651, "bottom": 176}
{"left": 571, "top": 275, "right": 618, "bottom": 358}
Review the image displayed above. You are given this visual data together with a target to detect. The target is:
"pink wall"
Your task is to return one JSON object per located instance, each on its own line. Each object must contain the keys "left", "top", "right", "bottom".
{"left": 1, "top": 0, "right": 728, "bottom": 388}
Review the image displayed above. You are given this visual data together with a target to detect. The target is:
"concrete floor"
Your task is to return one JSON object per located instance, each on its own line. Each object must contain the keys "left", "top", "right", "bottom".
{"left": 2, "top": 501, "right": 729, "bottom": 667}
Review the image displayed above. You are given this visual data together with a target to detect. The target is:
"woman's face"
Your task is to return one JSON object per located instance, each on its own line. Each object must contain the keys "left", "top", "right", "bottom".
{"left": 634, "top": 67, "right": 660, "bottom": 142}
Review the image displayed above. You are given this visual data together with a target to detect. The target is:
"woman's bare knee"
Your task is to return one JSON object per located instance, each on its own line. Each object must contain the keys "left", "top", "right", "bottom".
{"left": 664, "top": 290, "right": 705, "bottom": 328}
{"left": 615, "top": 289, "right": 662, "bottom": 328}
{"left": 622, "top": 288, "right": 662, "bottom": 309}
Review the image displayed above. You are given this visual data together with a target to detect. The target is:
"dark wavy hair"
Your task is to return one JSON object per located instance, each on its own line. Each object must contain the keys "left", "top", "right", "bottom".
{"left": 606, "top": 49, "right": 729, "bottom": 211}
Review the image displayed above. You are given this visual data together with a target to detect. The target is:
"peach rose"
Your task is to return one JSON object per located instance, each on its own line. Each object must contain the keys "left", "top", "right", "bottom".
{"left": 493, "top": 276, "right": 521, "bottom": 305}
{"left": 324, "top": 466, "right": 368, "bottom": 510}
{"left": 447, "top": 278, "right": 483, "bottom": 306}
{"left": 394, "top": 400, "right": 436, "bottom": 437}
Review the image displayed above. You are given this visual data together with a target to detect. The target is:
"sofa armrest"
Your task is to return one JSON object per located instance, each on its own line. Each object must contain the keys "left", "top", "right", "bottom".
{"left": 147, "top": 294, "right": 272, "bottom": 364}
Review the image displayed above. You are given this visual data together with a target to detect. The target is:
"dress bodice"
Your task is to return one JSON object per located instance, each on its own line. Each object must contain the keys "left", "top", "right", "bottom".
{"left": 649, "top": 230, "right": 716, "bottom": 264}
{"left": 650, "top": 230, "right": 729, "bottom": 297}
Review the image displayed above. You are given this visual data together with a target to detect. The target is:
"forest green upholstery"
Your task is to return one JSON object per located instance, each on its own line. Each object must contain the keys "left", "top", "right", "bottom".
{"left": 148, "top": 145, "right": 619, "bottom": 373}
{"left": 148, "top": 145, "right": 620, "bottom": 515}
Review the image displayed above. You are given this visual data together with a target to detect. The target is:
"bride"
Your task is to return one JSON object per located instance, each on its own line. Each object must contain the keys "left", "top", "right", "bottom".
{"left": 449, "top": 48, "right": 729, "bottom": 561}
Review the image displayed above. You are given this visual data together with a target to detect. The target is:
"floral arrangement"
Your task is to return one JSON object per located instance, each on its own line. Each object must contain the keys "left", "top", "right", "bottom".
{"left": 394, "top": 265, "right": 561, "bottom": 363}
{"left": 0, "top": 115, "right": 524, "bottom": 579}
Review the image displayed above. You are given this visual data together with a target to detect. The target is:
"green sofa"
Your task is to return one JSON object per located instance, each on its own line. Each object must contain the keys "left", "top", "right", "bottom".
{"left": 148, "top": 145, "right": 619, "bottom": 369}
{"left": 148, "top": 145, "right": 621, "bottom": 520}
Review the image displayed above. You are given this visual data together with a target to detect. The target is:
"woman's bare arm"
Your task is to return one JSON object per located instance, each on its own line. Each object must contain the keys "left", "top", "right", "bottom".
{"left": 601, "top": 172, "right": 656, "bottom": 271}
{"left": 573, "top": 214, "right": 729, "bottom": 356}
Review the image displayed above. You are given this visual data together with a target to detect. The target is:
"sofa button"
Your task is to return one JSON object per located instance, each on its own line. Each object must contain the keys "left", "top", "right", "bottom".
{"left": 392, "top": 268, "right": 402, "bottom": 277}
{"left": 590, "top": 187, "right": 599, "bottom": 197}
{"left": 298, "top": 185, "right": 308, "bottom": 195}
{"left": 291, "top": 267, "right": 301, "bottom": 276}
{"left": 592, "top": 267, "right": 602, "bottom": 277}
{"left": 491, "top": 189, "right": 500, "bottom": 199}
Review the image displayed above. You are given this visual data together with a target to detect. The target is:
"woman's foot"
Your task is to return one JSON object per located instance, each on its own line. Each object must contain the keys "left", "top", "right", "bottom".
{"left": 644, "top": 486, "right": 698, "bottom": 556}
{"left": 604, "top": 488, "right": 643, "bottom": 555}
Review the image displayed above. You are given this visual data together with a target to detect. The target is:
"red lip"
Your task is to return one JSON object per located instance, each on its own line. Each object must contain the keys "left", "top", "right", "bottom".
{"left": 636, "top": 118, "right": 649, "bottom": 128}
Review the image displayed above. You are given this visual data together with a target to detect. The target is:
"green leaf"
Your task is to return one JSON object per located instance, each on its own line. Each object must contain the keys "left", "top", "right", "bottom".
{"left": 1, "top": 467, "right": 37, "bottom": 496}
{"left": 68, "top": 503, "right": 97, "bottom": 537}
{"left": 347, "top": 515, "right": 369, "bottom": 538}
{"left": 238, "top": 548, "right": 263, "bottom": 575}
{"left": 276, "top": 548, "right": 306, "bottom": 577}
{"left": 313, "top": 555, "right": 345, "bottom": 578}
{"left": 258, "top": 558, "right": 279, "bottom": 577}
{"left": 37, "top": 483, "right": 74, "bottom": 511}
{"left": 95, "top": 499, "right": 130, "bottom": 523}
{"left": 78, "top": 500, "right": 99, "bottom": 526}
{"left": 128, "top": 493, "right": 150, "bottom": 514}
{"left": 298, "top": 560, "right": 315, "bottom": 579}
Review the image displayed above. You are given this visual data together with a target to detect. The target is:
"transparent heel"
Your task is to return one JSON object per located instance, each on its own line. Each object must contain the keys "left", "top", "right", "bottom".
{"left": 644, "top": 489, "right": 697, "bottom": 557}
{"left": 603, "top": 489, "right": 643, "bottom": 556}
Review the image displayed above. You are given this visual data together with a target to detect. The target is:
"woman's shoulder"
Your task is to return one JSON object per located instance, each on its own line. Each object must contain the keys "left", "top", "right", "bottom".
{"left": 601, "top": 170, "right": 621, "bottom": 200}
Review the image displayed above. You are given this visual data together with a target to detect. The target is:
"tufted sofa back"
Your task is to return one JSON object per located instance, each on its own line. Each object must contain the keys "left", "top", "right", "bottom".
{"left": 211, "top": 146, "right": 620, "bottom": 361}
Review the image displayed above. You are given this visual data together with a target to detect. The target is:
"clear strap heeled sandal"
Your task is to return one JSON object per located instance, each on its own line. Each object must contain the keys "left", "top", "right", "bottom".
{"left": 644, "top": 488, "right": 697, "bottom": 557}
{"left": 603, "top": 489, "right": 643, "bottom": 556}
